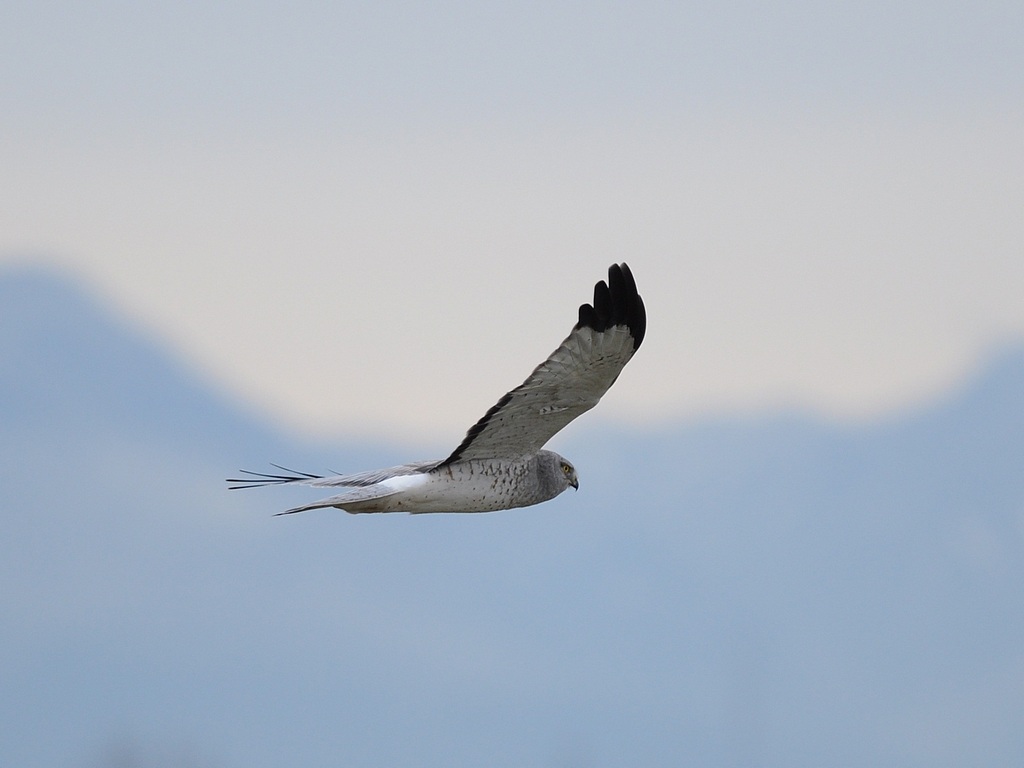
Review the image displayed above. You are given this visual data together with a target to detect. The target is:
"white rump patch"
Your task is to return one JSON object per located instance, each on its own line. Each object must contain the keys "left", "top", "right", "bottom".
{"left": 380, "top": 473, "right": 430, "bottom": 492}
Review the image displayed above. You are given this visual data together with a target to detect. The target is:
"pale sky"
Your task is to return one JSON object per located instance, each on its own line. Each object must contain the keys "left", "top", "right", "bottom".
{"left": 3, "top": 1, "right": 1022, "bottom": 443}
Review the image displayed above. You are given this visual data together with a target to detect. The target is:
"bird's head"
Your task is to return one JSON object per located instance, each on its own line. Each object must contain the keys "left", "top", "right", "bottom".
{"left": 560, "top": 458, "right": 579, "bottom": 491}
{"left": 538, "top": 450, "right": 578, "bottom": 493}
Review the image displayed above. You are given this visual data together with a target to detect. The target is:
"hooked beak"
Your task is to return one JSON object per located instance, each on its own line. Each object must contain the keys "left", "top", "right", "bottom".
{"left": 570, "top": 477, "right": 579, "bottom": 491}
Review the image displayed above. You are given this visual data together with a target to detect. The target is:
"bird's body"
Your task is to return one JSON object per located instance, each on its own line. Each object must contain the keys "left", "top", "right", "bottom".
{"left": 229, "top": 263, "right": 645, "bottom": 515}
{"left": 281, "top": 451, "right": 575, "bottom": 515}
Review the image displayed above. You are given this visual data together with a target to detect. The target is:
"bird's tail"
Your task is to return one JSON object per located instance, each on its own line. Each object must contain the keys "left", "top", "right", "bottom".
{"left": 225, "top": 464, "right": 324, "bottom": 490}
{"left": 274, "top": 485, "right": 405, "bottom": 516}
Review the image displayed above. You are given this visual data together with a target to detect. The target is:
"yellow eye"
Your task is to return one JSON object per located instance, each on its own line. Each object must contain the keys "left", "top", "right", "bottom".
{"left": 561, "top": 463, "right": 572, "bottom": 475}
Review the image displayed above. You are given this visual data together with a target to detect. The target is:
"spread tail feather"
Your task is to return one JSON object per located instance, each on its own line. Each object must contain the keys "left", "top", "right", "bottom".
{"left": 227, "top": 460, "right": 440, "bottom": 491}
{"left": 226, "top": 464, "right": 324, "bottom": 490}
{"left": 274, "top": 485, "right": 406, "bottom": 516}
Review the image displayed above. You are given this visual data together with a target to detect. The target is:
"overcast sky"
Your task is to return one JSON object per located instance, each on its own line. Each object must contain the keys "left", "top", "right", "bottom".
{"left": 2, "top": 1, "right": 1022, "bottom": 443}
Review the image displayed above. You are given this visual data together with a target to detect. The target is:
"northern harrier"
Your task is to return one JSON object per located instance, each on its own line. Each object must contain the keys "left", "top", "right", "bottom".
{"left": 228, "top": 263, "right": 645, "bottom": 514}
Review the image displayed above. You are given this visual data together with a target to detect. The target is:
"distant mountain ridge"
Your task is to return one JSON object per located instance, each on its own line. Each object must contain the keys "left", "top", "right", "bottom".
{"left": 0, "top": 265, "right": 270, "bottom": 448}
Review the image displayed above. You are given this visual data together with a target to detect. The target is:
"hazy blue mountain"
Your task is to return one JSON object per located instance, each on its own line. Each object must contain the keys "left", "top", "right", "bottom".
{"left": 2, "top": 266, "right": 1022, "bottom": 768}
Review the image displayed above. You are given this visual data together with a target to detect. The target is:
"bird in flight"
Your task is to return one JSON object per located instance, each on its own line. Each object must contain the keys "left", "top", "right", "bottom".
{"left": 228, "top": 263, "right": 645, "bottom": 515}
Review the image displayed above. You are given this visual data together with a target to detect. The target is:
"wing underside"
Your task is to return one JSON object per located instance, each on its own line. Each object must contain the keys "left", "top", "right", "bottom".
{"left": 441, "top": 262, "right": 645, "bottom": 464}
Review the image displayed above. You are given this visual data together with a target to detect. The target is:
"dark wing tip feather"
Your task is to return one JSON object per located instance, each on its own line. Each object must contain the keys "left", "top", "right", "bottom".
{"left": 226, "top": 465, "right": 324, "bottom": 490}
{"left": 576, "top": 302, "right": 599, "bottom": 329}
{"left": 575, "top": 262, "right": 646, "bottom": 350}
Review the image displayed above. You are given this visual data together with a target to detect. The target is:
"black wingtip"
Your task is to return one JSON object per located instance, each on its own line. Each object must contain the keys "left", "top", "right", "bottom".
{"left": 576, "top": 263, "right": 646, "bottom": 350}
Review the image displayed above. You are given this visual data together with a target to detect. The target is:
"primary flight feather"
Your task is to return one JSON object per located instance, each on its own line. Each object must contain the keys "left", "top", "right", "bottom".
{"left": 228, "top": 263, "right": 645, "bottom": 515}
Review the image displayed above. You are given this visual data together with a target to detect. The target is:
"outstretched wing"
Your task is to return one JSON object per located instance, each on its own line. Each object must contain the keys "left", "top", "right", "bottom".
{"left": 440, "top": 263, "right": 645, "bottom": 465}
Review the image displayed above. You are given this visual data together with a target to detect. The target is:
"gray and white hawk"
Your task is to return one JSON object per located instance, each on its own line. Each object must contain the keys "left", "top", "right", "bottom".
{"left": 228, "top": 263, "right": 646, "bottom": 515}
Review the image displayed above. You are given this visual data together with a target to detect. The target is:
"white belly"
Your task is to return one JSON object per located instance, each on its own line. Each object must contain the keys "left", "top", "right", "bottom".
{"left": 356, "top": 459, "right": 541, "bottom": 514}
